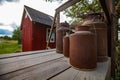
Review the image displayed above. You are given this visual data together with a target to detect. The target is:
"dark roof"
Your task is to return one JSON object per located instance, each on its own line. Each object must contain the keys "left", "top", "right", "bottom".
{"left": 24, "top": 5, "right": 53, "bottom": 26}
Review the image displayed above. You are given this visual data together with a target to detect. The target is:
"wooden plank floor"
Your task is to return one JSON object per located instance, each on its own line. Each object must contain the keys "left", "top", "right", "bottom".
{"left": 50, "top": 58, "right": 111, "bottom": 80}
{"left": 0, "top": 49, "right": 111, "bottom": 80}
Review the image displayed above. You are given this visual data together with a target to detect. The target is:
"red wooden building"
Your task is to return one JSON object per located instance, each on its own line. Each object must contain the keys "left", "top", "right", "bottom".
{"left": 21, "top": 6, "right": 56, "bottom": 52}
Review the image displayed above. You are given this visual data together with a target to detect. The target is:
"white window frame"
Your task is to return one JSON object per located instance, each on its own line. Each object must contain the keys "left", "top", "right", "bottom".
{"left": 46, "top": 28, "right": 55, "bottom": 43}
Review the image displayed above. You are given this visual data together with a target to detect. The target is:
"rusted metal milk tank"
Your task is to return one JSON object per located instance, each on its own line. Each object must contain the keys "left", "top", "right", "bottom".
{"left": 92, "top": 22, "right": 108, "bottom": 62}
{"left": 70, "top": 25, "right": 97, "bottom": 70}
{"left": 63, "top": 33, "right": 69, "bottom": 57}
{"left": 56, "top": 22, "right": 69, "bottom": 53}
{"left": 82, "top": 13, "right": 108, "bottom": 62}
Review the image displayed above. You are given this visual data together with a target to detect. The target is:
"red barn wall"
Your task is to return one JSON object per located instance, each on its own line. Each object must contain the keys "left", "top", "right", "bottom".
{"left": 32, "top": 22, "right": 46, "bottom": 50}
{"left": 32, "top": 22, "right": 56, "bottom": 51}
{"left": 21, "top": 16, "right": 56, "bottom": 52}
{"left": 21, "top": 16, "right": 33, "bottom": 52}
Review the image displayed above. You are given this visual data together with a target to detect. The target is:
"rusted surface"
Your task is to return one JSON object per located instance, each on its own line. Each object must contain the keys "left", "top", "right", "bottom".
{"left": 70, "top": 26, "right": 97, "bottom": 70}
{"left": 94, "top": 22, "right": 108, "bottom": 62}
{"left": 75, "top": 25, "right": 90, "bottom": 31}
{"left": 84, "top": 22, "right": 108, "bottom": 62}
{"left": 81, "top": 13, "right": 108, "bottom": 62}
{"left": 63, "top": 35, "right": 69, "bottom": 57}
{"left": 56, "top": 22, "right": 69, "bottom": 53}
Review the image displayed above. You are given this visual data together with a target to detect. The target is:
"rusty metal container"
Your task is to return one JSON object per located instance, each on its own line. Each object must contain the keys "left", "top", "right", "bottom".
{"left": 92, "top": 22, "right": 108, "bottom": 62}
{"left": 56, "top": 22, "right": 69, "bottom": 53}
{"left": 82, "top": 13, "right": 108, "bottom": 62}
{"left": 70, "top": 25, "right": 97, "bottom": 70}
{"left": 63, "top": 33, "right": 69, "bottom": 57}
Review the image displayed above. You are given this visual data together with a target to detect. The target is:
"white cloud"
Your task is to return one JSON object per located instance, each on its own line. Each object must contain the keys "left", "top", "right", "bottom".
{"left": 0, "top": 25, "right": 14, "bottom": 31}
{"left": 0, "top": 0, "right": 24, "bottom": 25}
{"left": 0, "top": 0, "right": 70, "bottom": 31}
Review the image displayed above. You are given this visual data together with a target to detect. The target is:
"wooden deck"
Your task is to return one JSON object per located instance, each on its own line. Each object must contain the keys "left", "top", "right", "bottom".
{"left": 0, "top": 49, "right": 111, "bottom": 80}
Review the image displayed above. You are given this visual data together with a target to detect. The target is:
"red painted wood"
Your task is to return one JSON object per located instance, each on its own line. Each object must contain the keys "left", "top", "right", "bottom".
{"left": 32, "top": 22, "right": 46, "bottom": 50}
{"left": 21, "top": 16, "right": 56, "bottom": 52}
{"left": 21, "top": 16, "right": 33, "bottom": 52}
{"left": 32, "top": 22, "right": 56, "bottom": 50}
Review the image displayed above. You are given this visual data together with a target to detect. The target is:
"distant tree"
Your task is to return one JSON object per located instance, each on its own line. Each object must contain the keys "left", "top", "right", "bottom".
{"left": 115, "top": 1, "right": 120, "bottom": 18}
{"left": 0, "top": 36, "right": 3, "bottom": 39}
{"left": 115, "top": 0, "right": 120, "bottom": 5}
{"left": 12, "top": 27, "right": 21, "bottom": 44}
{"left": 64, "top": 0, "right": 102, "bottom": 24}
{"left": 3, "top": 35, "right": 11, "bottom": 40}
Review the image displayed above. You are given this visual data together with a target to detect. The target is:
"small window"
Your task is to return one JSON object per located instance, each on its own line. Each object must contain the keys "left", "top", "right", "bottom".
{"left": 46, "top": 28, "right": 55, "bottom": 43}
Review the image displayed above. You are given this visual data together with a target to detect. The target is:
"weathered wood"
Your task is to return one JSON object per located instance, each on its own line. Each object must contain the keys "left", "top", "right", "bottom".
{"left": 0, "top": 51, "right": 55, "bottom": 65}
{"left": 47, "top": 12, "right": 57, "bottom": 48}
{"left": 22, "top": 58, "right": 70, "bottom": 80}
{"left": 108, "top": 0, "right": 116, "bottom": 77}
{"left": 47, "top": 0, "right": 81, "bottom": 48}
{"left": 100, "top": 0, "right": 115, "bottom": 77}
{"left": 73, "top": 58, "right": 111, "bottom": 80}
{"left": 0, "top": 58, "right": 70, "bottom": 80}
{"left": 50, "top": 58, "right": 111, "bottom": 80}
{"left": 0, "top": 49, "right": 55, "bottom": 59}
{"left": 0, "top": 49, "right": 111, "bottom": 80}
{"left": 99, "top": 0, "right": 111, "bottom": 23}
{"left": 56, "top": 0, "right": 81, "bottom": 13}
{"left": 56, "top": 13, "right": 60, "bottom": 29}
{"left": 50, "top": 68, "right": 79, "bottom": 80}
{"left": 99, "top": 0, "right": 112, "bottom": 58}
{"left": 0, "top": 51, "right": 63, "bottom": 75}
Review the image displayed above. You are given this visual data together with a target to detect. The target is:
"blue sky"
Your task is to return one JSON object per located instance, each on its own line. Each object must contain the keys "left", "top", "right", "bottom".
{"left": 0, "top": 0, "right": 70, "bottom": 32}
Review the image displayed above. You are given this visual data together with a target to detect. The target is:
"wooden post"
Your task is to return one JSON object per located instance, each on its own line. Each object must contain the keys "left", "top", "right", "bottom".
{"left": 56, "top": 13, "right": 60, "bottom": 29}
{"left": 47, "top": 13, "right": 57, "bottom": 48}
{"left": 56, "top": 0, "right": 81, "bottom": 13}
{"left": 108, "top": 0, "right": 116, "bottom": 77}
{"left": 99, "top": 0, "right": 116, "bottom": 77}
{"left": 47, "top": 0, "right": 81, "bottom": 49}
{"left": 55, "top": 12, "right": 60, "bottom": 52}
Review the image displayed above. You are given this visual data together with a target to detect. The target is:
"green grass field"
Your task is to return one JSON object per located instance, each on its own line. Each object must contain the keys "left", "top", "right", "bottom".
{"left": 0, "top": 39, "right": 22, "bottom": 54}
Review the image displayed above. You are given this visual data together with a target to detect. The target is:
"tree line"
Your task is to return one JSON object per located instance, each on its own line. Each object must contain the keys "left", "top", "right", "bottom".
{"left": 0, "top": 27, "right": 22, "bottom": 44}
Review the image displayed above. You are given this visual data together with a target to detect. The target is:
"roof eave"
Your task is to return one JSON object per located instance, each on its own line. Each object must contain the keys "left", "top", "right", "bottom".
{"left": 24, "top": 7, "right": 32, "bottom": 21}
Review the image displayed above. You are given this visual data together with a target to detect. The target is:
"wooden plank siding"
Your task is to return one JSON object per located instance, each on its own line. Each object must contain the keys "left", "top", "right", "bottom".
{"left": 32, "top": 22, "right": 56, "bottom": 50}
{"left": 22, "top": 16, "right": 33, "bottom": 52}
{"left": 32, "top": 22, "right": 47, "bottom": 50}
{"left": 21, "top": 18, "right": 56, "bottom": 52}
{"left": 21, "top": 6, "right": 56, "bottom": 52}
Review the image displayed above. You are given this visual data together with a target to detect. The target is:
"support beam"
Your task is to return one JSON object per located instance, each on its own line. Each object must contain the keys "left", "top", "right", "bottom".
{"left": 56, "top": 0, "right": 81, "bottom": 13}
{"left": 99, "top": 0, "right": 115, "bottom": 78}
{"left": 108, "top": 0, "right": 116, "bottom": 78}
{"left": 47, "top": 13, "right": 57, "bottom": 48}
{"left": 56, "top": 13, "right": 60, "bottom": 29}
{"left": 99, "top": 0, "right": 111, "bottom": 23}
{"left": 47, "top": 0, "right": 81, "bottom": 48}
